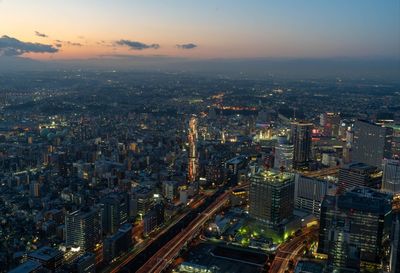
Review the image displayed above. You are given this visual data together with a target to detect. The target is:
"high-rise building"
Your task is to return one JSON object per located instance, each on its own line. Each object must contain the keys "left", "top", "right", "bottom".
{"left": 294, "top": 174, "right": 328, "bottom": 218}
{"left": 382, "top": 159, "right": 400, "bottom": 193}
{"left": 103, "top": 223, "right": 133, "bottom": 262}
{"left": 291, "top": 122, "right": 313, "bottom": 169}
{"left": 249, "top": 169, "right": 294, "bottom": 230}
{"left": 65, "top": 208, "right": 102, "bottom": 252}
{"left": 352, "top": 120, "right": 393, "bottom": 167}
{"left": 274, "top": 135, "right": 294, "bottom": 171}
{"left": 318, "top": 187, "right": 392, "bottom": 273}
{"left": 338, "top": 162, "right": 382, "bottom": 190}
{"left": 101, "top": 193, "right": 128, "bottom": 235}
{"left": 320, "top": 112, "right": 341, "bottom": 137}
{"left": 390, "top": 194, "right": 400, "bottom": 273}
{"left": 188, "top": 115, "right": 198, "bottom": 183}
{"left": 143, "top": 203, "right": 164, "bottom": 235}
{"left": 70, "top": 252, "right": 95, "bottom": 273}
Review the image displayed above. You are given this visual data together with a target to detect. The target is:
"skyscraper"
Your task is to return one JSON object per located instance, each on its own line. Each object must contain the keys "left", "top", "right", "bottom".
{"left": 318, "top": 187, "right": 392, "bottom": 273}
{"left": 382, "top": 159, "right": 400, "bottom": 193}
{"left": 65, "top": 208, "right": 102, "bottom": 252}
{"left": 320, "top": 112, "right": 341, "bottom": 137}
{"left": 249, "top": 169, "right": 294, "bottom": 231}
{"left": 390, "top": 194, "right": 400, "bottom": 273}
{"left": 274, "top": 135, "right": 294, "bottom": 171}
{"left": 101, "top": 193, "right": 128, "bottom": 235}
{"left": 188, "top": 115, "right": 198, "bottom": 183}
{"left": 291, "top": 121, "right": 313, "bottom": 169}
{"left": 352, "top": 120, "right": 393, "bottom": 167}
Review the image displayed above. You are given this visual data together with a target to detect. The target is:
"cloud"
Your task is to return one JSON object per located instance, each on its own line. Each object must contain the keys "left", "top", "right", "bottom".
{"left": 55, "top": 43, "right": 62, "bottom": 48}
{"left": 116, "top": 40, "right": 160, "bottom": 50}
{"left": 0, "top": 35, "right": 58, "bottom": 56}
{"left": 35, "top": 31, "right": 48, "bottom": 38}
{"left": 65, "top": 41, "right": 83, "bottom": 47}
{"left": 176, "top": 43, "right": 197, "bottom": 49}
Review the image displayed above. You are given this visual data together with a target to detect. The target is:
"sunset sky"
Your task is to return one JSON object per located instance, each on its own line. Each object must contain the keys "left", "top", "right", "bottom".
{"left": 0, "top": 0, "right": 399, "bottom": 60}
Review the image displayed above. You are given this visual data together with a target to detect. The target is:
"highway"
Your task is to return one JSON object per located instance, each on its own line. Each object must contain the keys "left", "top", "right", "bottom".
{"left": 268, "top": 226, "right": 319, "bottom": 273}
{"left": 100, "top": 195, "right": 207, "bottom": 273}
{"left": 301, "top": 166, "right": 339, "bottom": 179}
{"left": 135, "top": 183, "right": 249, "bottom": 273}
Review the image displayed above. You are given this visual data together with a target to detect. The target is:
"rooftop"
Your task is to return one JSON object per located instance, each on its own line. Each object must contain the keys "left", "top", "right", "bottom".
{"left": 28, "top": 246, "right": 63, "bottom": 261}
{"left": 253, "top": 169, "right": 294, "bottom": 184}
{"left": 9, "top": 260, "right": 42, "bottom": 273}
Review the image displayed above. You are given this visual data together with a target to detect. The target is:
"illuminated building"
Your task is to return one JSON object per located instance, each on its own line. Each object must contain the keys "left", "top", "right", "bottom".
{"left": 65, "top": 208, "right": 102, "bottom": 252}
{"left": 27, "top": 246, "right": 63, "bottom": 271}
{"left": 382, "top": 159, "right": 400, "bottom": 193}
{"left": 320, "top": 112, "right": 341, "bottom": 137}
{"left": 188, "top": 115, "right": 198, "bottom": 183}
{"left": 338, "top": 162, "right": 382, "bottom": 190}
{"left": 143, "top": 204, "right": 164, "bottom": 235}
{"left": 318, "top": 187, "right": 392, "bottom": 273}
{"left": 291, "top": 121, "right": 313, "bottom": 169}
{"left": 274, "top": 135, "right": 293, "bottom": 171}
{"left": 352, "top": 120, "right": 393, "bottom": 167}
{"left": 294, "top": 174, "right": 328, "bottom": 218}
{"left": 249, "top": 169, "right": 294, "bottom": 231}
{"left": 101, "top": 193, "right": 128, "bottom": 235}
{"left": 390, "top": 194, "right": 400, "bottom": 273}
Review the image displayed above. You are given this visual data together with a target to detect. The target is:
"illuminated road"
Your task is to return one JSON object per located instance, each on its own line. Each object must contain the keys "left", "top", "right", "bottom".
{"left": 100, "top": 195, "right": 207, "bottom": 273}
{"left": 269, "top": 226, "right": 319, "bottom": 273}
{"left": 301, "top": 166, "right": 339, "bottom": 178}
{"left": 136, "top": 184, "right": 249, "bottom": 273}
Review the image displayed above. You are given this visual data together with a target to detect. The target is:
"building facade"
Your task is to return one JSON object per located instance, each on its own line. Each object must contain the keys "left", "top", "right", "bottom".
{"left": 318, "top": 187, "right": 392, "bottom": 273}
{"left": 249, "top": 169, "right": 295, "bottom": 230}
{"left": 352, "top": 120, "right": 393, "bottom": 167}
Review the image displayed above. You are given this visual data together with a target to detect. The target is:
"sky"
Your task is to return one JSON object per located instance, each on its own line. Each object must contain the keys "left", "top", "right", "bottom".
{"left": 0, "top": 0, "right": 399, "bottom": 60}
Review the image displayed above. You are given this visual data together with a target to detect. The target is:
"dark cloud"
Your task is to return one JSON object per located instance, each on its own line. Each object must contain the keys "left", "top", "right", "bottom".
{"left": 66, "top": 41, "right": 83, "bottom": 47}
{"left": 55, "top": 43, "right": 62, "bottom": 48}
{"left": 176, "top": 43, "right": 197, "bottom": 49}
{"left": 35, "top": 31, "right": 48, "bottom": 38}
{"left": 116, "top": 40, "right": 160, "bottom": 50}
{"left": 0, "top": 35, "right": 58, "bottom": 56}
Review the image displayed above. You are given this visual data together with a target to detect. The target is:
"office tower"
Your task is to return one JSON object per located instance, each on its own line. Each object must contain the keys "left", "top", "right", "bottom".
{"left": 65, "top": 208, "right": 102, "bottom": 252}
{"left": 274, "top": 135, "right": 294, "bottom": 171}
{"left": 143, "top": 203, "right": 164, "bottom": 235}
{"left": 320, "top": 112, "right": 341, "bottom": 137}
{"left": 130, "top": 187, "right": 154, "bottom": 217}
{"left": 291, "top": 121, "right": 313, "bottom": 169}
{"left": 249, "top": 169, "right": 294, "bottom": 230}
{"left": 103, "top": 223, "right": 133, "bottom": 262}
{"left": 101, "top": 193, "right": 128, "bottom": 235}
{"left": 162, "top": 180, "right": 177, "bottom": 201}
{"left": 352, "top": 120, "right": 393, "bottom": 167}
{"left": 390, "top": 194, "right": 400, "bottom": 273}
{"left": 338, "top": 162, "right": 382, "bottom": 190}
{"left": 188, "top": 115, "right": 198, "bottom": 183}
{"left": 294, "top": 174, "right": 328, "bottom": 217}
{"left": 382, "top": 159, "right": 400, "bottom": 193}
{"left": 318, "top": 187, "right": 392, "bottom": 273}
